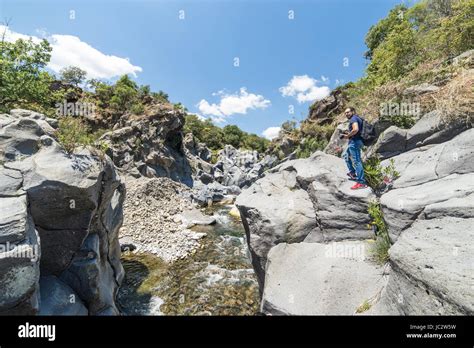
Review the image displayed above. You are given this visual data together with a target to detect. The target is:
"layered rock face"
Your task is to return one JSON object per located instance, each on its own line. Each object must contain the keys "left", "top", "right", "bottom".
{"left": 0, "top": 109, "right": 125, "bottom": 315}
{"left": 237, "top": 105, "right": 473, "bottom": 315}
{"left": 369, "top": 117, "right": 474, "bottom": 315}
{"left": 99, "top": 105, "right": 275, "bottom": 205}
{"left": 100, "top": 104, "right": 194, "bottom": 186}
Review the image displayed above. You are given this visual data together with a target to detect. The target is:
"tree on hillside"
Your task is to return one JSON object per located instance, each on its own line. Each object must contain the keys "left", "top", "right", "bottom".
{"left": 184, "top": 114, "right": 206, "bottom": 139}
{"left": 152, "top": 90, "right": 169, "bottom": 103}
{"left": 243, "top": 133, "right": 269, "bottom": 153}
{"left": 364, "top": 4, "right": 407, "bottom": 60}
{"left": 201, "top": 125, "right": 224, "bottom": 150}
{"left": 109, "top": 75, "right": 139, "bottom": 112}
{"left": 222, "top": 125, "right": 244, "bottom": 148}
{"left": 59, "top": 66, "right": 87, "bottom": 86}
{"left": 0, "top": 35, "right": 58, "bottom": 113}
{"left": 366, "top": 20, "right": 418, "bottom": 85}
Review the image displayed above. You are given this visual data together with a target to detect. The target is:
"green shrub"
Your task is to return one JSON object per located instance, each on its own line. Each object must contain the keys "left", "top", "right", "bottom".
{"left": 367, "top": 20, "right": 419, "bottom": 86}
{"left": 364, "top": 156, "right": 399, "bottom": 191}
{"left": 295, "top": 137, "right": 328, "bottom": 159}
{"left": 59, "top": 66, "right": 87, "bottom": 86}
{"left": 0, "top": 37, "right": 64, "bottom": 115}
{"left": 130, "top": 103, "right": 145, "bottom": 114}
{"left": 380, "top": 112, "right": 416, "bottom": 129}
{"left": 367, "top": 201, "right": 391, "bottom": 264}
{"left": 56, "top": 117, "right": 94, "bottom": 153}
{"left": 56, "top": 117, "right": 108, "bottom": 155}
{"left": 222, "top": 125, "right": 244, "bottom": 148}
{"left": 355, "top": 300, "right": 372, "bottom": 313}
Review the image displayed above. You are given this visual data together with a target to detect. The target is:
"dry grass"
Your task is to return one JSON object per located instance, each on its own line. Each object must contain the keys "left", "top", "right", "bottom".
{"left": 435, "top": 68, "right": 474, "bottom": 124}
{"left": 339, "top": 58, "right": 470, "bottom": 125}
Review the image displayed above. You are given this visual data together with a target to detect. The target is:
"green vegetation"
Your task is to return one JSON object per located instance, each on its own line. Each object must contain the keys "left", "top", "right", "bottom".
{"left": 56, "top": 117, "right": 107, "bottom": 154}
{"left": 295, "top": 122, "right": 335, "bottom": 158}
{"left": 0, "top": 37, "right": 63, "bottom": 114}
{"left": 367, "top": 201, "right": 391, "bottom": 264}
{"left": 88, "top": 75, "right": 155, "bottom": 115}
{"left": 184, "top": 114, "right": 270, "bottom": 152}
{"left": 365, "top": 0, "right": 473, "bottom": 87}
{"left": 364, "top": 156, "right": 399, "bottom": 192}
{"left": 355, "top": 300, "right": 372, "bottom": 313}
{"left": 266, "top": 120, "right": 335, "bottom": 159}
{"left": 59, "top": 66, "right": 87, "bottom": 86}
{"left": 341, "top": 0, "right": 474, "bottom": 123}
{"left": 295, "top": 137, "right": 328, "bottom": 159}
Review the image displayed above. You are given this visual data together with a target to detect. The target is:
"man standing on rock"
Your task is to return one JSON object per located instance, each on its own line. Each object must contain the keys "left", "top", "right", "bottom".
{"left": 342, "top": 107, "right": 368, "bottom": 190}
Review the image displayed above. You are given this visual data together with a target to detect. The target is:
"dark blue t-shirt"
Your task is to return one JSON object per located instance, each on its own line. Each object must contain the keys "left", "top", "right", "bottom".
{"left": 348, "top": 114, "right": 363, "bottom": 141}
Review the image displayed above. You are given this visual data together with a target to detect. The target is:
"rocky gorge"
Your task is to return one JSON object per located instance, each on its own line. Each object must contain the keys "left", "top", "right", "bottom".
{"left": 1, "top": 48, "right": 472, "bottom": 316}
{"left": 0, "top": 105, "right": 268, "bottom": 315}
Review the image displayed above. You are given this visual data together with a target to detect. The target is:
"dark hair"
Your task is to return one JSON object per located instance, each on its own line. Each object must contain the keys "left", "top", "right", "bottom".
{"left": 347, "top": 107, "right": 356, "bottom": 113}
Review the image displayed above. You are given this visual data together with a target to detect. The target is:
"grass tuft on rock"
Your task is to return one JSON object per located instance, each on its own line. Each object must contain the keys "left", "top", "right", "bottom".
{"left": 368, "top": 200, "right": 391, "bottom": 265}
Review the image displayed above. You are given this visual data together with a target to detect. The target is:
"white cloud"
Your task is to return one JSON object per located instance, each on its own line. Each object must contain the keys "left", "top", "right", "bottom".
{"left": 197, "top": 87, "right": 271, "bottom": 122}
{"left": 0, "top": 25, "right": 142, "bottom": 79}
{"left": 279, "top": 75, "right": 331, "bottom": 104}
{"left": 262, "top": 126, "right": 281, "bottom": 140}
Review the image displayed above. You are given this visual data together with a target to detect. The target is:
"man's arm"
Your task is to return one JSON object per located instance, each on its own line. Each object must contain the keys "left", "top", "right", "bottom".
{"left": 343, "top": 122, "right": 359, "bottom": 138}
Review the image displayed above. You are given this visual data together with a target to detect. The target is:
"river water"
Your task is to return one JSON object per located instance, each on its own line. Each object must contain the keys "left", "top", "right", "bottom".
{"left": 117, "top": 205, "right": 260, "bottom": 315}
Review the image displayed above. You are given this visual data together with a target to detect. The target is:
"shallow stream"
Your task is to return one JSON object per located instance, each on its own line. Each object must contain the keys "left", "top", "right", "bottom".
{"left": 117, "top": 205, "right": 260, "bottom": 315}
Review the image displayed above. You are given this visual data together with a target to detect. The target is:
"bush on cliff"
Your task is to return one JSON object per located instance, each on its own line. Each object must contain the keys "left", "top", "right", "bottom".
{"left": 56, "top": 117, "right": 108, "bottom": 154}
{"left": 0, "top": 37, "right": 64, "bottom": 114}
{"left": 364, "top": 156, "right": 399, "bottom": 192}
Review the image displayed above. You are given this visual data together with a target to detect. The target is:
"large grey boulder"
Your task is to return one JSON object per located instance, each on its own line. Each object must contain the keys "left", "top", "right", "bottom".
{"left": 381, "top": 173, "right": 474, "bottom": 240}
{"left": 262, "top": 241, "right": 385, "bottom": 315}
{"left": 365, "top": 126, "right": 407, "bottom": 160}
{"left": 380, "top": 128, "right": 474, "bottom": 240}
{"left": 372, "top": 126, "right": 474, "bottom": 315}
{"left": 100, "top": 104, "right": 194, "bottom": 186}
{"left": 0, "top": 110, "right": 125, "bottom": 315}
{"left": 236, "top": 151, "right": 375, "bottom": 286}
{"left": 236, "top": 166, "right": 319, "bottom": 286}
{"left": 215, "top": 145, "right": 268, "bottom": 188}
{"left": 366, "top": 110, "right": 471, "bottom": 160}
{"left": 372, "top": 217, "right": 473, "bottom": 315}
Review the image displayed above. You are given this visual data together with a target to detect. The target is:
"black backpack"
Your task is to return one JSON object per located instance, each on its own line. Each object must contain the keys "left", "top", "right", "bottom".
{"left": 359, "top": 117, "right": 377, "bottom": 146}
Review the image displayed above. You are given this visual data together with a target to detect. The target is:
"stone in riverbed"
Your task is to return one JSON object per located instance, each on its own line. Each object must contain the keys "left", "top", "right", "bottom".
{"left": 180, "top": 208, "right": 217, "bottom": 228}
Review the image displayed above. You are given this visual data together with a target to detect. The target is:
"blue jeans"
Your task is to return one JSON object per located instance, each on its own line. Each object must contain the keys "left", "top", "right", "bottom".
{"left": 344, "top": 139, "right": 366, "bottom": 184}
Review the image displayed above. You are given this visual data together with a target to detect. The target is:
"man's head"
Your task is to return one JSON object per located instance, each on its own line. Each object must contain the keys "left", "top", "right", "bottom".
{"left": 344, "top": 107, "right": 356, "bottom": 119}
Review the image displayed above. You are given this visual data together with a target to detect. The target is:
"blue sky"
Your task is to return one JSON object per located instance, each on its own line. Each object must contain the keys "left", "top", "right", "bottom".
{"left": 0, "top": 0, "right": 408, "bottom": 138}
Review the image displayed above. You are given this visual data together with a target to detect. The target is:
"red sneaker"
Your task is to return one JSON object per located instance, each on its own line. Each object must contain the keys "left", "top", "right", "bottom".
{"left": 351, "top": 182, "right": 368, "bottom": 190}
